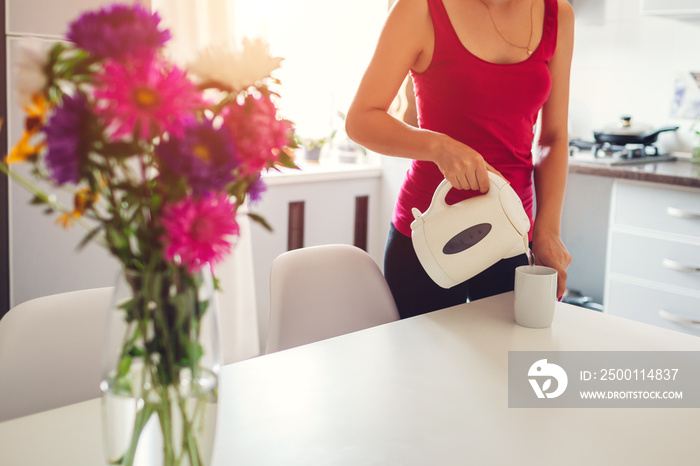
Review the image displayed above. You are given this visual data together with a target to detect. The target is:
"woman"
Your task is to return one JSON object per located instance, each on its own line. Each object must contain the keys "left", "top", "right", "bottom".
{"left": 345, "top": 0, "right": 574, "bottom": 318}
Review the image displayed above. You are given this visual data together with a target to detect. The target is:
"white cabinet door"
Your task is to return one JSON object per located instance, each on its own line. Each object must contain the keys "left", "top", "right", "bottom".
{"left": 7, "top": 0, "right": 150, "bottom": 38}
{"left": 604, "top": 180, "right": 700, "bottom": 336}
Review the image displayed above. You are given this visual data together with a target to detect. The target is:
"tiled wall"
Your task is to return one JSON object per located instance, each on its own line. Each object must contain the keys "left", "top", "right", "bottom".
{"left": 570, "top": 0, "right": 700, "bottom": 150}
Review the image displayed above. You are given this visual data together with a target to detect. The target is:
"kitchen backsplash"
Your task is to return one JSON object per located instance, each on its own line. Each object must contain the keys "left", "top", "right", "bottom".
{"left": 570, "top": 0, "right": 700, "bottom": 152}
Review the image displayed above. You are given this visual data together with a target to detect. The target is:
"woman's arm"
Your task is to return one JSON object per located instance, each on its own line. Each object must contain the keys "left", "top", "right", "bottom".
{"left": 345, "top": 0, "right": 495, "bottom": 193}
{"left": 532, "top": 0, "right": 575, "bottom": 299}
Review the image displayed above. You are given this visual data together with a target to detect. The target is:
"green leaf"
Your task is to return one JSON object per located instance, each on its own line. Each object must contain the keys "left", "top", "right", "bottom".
{"left": 248, "top": 212, "right": 273, "bottom": 232}
{"left": 76, "top": 224, "right": 104, "bottom": 251}
{"left": 277, "top": 149, "right": 300, "bottom": 170}
{"left": 29, "top": 194, "right": 47, "bottom": 206}
{"left": 117, "top": 355, "right": 133, "bottom": 379}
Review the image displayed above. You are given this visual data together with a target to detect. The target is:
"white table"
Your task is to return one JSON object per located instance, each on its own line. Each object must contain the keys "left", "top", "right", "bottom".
{"left": 2, "top": 292, "right": 700, "bottom": 465}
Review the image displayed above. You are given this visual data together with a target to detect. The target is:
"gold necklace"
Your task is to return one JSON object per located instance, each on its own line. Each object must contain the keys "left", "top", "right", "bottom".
{"left": 481, "top": 0, "right": 535, "bottom": 55}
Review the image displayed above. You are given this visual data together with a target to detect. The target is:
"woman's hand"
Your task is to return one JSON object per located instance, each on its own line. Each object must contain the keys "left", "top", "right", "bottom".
{"left": 531, "top": 230, "right": 572, "bottom": 299}
{"left": 432, "top": 134, "right": 504, "bottom": 192}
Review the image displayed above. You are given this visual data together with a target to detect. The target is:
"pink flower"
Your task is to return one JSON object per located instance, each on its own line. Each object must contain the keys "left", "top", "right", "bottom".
{"left": 222, "top": 92, "right": 294, "bottom": 175}
{"left": 94, "top": 56, "right": 203, "bottom": 140}
{"left": 161, "top": 194, "right": 239, "bottom": 272}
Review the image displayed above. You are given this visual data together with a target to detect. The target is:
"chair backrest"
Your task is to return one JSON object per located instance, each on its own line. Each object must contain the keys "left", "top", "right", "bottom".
{"left": 266, "top": 244, "right": 399, "bottom": 353}
{"left": 0, "top": 287, "right": 113, "bottom": 422}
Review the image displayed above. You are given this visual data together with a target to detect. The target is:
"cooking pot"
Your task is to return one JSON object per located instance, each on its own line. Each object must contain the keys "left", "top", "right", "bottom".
{"left": 593, "top": 115, "right": 678, "bottom": 146}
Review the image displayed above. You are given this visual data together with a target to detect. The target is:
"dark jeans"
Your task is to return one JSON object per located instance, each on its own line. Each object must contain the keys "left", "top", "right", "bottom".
{"left": 384, "top": 223, "right": 529, "bottom": 319}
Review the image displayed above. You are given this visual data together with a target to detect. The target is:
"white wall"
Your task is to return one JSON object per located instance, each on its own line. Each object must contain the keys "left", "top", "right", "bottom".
{"left": 233, "top": 0, "right": 386, "bottom": 141}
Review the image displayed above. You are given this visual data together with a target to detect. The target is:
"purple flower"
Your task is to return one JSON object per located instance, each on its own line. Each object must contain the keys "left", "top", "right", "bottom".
{"left": 44, "top": 95, "right": 91, "bottom": 185}
{"left": 248, "top": 175, "right": 267, "bottom": 203}
{"left": 67, "top": 4, "right": 170, "bottom": 60}
{"left": 157, "top": 119, "right": 240, "bottom": 195}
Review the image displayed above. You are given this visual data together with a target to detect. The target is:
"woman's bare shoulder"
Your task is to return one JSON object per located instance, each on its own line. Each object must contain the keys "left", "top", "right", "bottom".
{"left": 556, "top": 0, "right": 574, "bottom": 24}
{"left": 385, "top": 0, "right": 434, "bottom": 68}
{"left": 389, "top": 0, "right": 431, "bottom": 24}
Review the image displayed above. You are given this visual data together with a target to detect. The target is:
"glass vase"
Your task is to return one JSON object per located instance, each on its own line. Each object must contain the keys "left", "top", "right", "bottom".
{"left": 100, "top": 266, "right": 221, "bottom": 466}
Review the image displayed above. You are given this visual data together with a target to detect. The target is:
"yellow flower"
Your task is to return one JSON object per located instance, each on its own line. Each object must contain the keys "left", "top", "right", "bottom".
{"left": 55, "top": 212, "right": 77, "bottom": 229}
{"left": 54, "top": 188, "right": 99, "bottom": 229}
{"left": 5, "top": 94, "right": 49, "bottom": 164}
{"left": 5, "top": 132, "right": 44, "bottom": 163}
{"left": 73, "top": 187, "right": 99, "bottom": 217}
{"left": 22, "top": 93, "right": 49, "bottom": 128}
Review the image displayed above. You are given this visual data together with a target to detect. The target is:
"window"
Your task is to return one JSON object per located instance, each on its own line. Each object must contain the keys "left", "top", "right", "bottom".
{"left": 233, "top": 0, "right": 386, "bottom": 141}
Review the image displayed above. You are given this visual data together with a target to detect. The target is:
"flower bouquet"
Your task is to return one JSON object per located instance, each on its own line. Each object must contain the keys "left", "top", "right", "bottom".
{"left": 3, "top": 3, "right": 296, "bottom": 465}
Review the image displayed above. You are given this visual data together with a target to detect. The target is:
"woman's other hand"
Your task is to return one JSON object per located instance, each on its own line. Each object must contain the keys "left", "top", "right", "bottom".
{"left": 532, "top": 230, "right": 572, "bottom": 299}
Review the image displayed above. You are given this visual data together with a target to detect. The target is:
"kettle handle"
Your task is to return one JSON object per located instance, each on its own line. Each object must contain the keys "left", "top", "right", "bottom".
{"left": 429, "top": 172, "right": 508, "bottom": 212}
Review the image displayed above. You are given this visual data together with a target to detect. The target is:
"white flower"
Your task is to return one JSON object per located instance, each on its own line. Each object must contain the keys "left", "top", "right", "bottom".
{"left": 187, "top": 38, "right": 283, "bottom": 91}
{"left": 14, "top": 40, "right": 51, "bottom": 106}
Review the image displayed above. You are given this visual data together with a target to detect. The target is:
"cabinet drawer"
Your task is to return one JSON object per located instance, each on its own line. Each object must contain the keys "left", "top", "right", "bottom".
{"left": 606, "top": 279, "right": 700, "bottom": 337}
{"left": 613, "top": 181, "right": 700, "bottom": 238}
{"left": 609, "top": 231, "right": 700, "bottom": 290}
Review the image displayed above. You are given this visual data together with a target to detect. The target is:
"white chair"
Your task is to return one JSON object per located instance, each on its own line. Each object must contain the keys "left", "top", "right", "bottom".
{"left": 266, "top": 244, "right": 399, "bottom": 353}
{"left": 0, "top": 287, "right": 113, "bottom": 422}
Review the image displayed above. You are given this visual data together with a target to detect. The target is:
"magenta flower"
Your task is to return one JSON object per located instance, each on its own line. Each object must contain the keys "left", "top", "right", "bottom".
{"left": 94, "top": 57, "right": 203, "bottom": 140}
{"left": 222, "top": 93, "right": 294, "bottom": 175}
{"left": 161, "top": 194, "right": 239, "bottom": 272}
{"left": 67, "top": 3, "right": 170, "bottom": 60}
{"left": 44, "top": 94, "right": 92, "bottom": 185}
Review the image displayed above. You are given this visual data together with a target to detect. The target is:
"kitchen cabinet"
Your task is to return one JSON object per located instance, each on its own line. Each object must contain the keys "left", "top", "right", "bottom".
{"left": 604, "top": 179, "right": 700, "bottom": 336}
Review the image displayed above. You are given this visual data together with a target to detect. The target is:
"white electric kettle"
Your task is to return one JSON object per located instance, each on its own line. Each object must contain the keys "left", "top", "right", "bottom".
{"left": 410, "top": 172, "right": 530, "bottom": 289}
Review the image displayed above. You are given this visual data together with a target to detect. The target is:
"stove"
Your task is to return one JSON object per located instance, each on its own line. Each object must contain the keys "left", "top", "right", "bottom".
{"left": 568, "top": 139, "right": 676, "bottom": 166}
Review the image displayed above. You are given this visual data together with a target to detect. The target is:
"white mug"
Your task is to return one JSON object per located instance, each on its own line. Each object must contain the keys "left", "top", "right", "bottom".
{"left": 514, "top": 265, "right": 558, "bottom": 328}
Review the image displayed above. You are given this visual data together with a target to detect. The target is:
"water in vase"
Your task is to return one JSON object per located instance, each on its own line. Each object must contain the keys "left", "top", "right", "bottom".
{"left": 101, "top": 367, "right": 218, "bottom": 466}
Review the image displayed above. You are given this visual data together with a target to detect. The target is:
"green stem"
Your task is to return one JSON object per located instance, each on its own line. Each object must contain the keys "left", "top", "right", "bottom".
{"left": 0, "top": 163, "right": 103, "bottom": 243}
{"left": 156, "top": 385, "right": 177, "bottom": 466}
{"left": 112, "top": 267, "right": 212, "bottom": 465}
{"left": 179, "top": 396, "right": 204, "bottom": 466}
{"left": 118, "top": 400, "right": 155, "bottom": 466}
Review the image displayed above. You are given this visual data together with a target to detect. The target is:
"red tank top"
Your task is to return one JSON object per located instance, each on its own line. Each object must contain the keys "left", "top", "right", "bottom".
{"left": 392, "top": 0, "right": 558, "bottom": 239}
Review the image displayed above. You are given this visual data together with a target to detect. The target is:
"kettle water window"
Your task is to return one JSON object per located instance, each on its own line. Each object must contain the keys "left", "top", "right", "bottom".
{"left": 442, "top": 223, "right": 492, "bottom": 255}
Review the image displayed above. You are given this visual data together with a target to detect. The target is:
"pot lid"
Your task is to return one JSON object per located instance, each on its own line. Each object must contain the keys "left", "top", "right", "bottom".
{"left": 597, "top": 115, "right": 653, "bottom": 136}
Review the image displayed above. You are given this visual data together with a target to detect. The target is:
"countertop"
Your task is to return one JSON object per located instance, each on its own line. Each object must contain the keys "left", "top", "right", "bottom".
{"left": 568, "top": 155, "right": 700, "bottom": 189}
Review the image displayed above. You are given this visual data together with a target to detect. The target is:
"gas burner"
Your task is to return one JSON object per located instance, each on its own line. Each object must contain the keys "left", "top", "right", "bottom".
{"left": 568, "top": 139, "right": 676, "bottom": 166}
{"left": 591, "top": 142, "right": 659, "bottom": 159}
